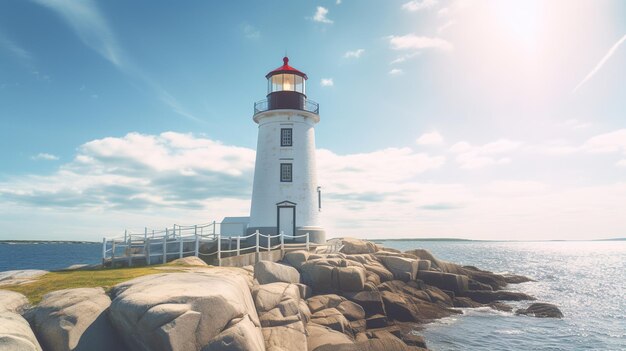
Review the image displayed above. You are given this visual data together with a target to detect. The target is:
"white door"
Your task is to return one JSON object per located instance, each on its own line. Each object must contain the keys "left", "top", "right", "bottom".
{"left": 278, "top": 207, "right": 295, "bottom": 236}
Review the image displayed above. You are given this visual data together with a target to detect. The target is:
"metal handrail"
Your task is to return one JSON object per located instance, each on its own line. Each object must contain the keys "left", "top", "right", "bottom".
{"left": 253, "top": 99, "right": 319, "bottom": 115}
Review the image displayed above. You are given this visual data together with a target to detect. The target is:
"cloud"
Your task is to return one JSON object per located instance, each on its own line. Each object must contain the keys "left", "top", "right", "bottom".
{"left": 32, "top": 153, "right": 59, "bottom": 161}
{"left": 320, "top": 78, "right": 334, "bottom": 87}
{"left": 390, "top": 52, "right": 420, "bottom": 65}
{"left": 582, "top": 129, "right": 626, "bottom": 154}
{"left": 344, "top": 49, "right": 365, "bottom": 58}
{"left": 402, "top": 0, "right": 438, "bottom": 12}
{"left": 563, "top": 119, "right": 591, "bottom": 130}
{"left": 389, "top": 68, "right": 403, "bottom": 75}
{"left": 0, "top": 32, "right": 32, "bottom": 62}
{"left": 242, "top": 23, "right": 260, "bottom": 39}
{"left": 389, "top": 34, "right": 453, "bottom": 51}
{"left": 416, "top": 131, "right": 444, "bottom": 145}
{"left": 336, "top": 0, "right": 342, "bottom": 4}
{"left": 437, "top": 20, "right": 456, "bottom": 33}
{"left": 450, "top": 139, "right": 521, "bottom": 170}
{"left": 574, "top": 34, "right": 626, "bottom": 93}
{"left": 33, "top": 0, "right": 124, "bottom": 67}
{"left": 312, "top": 6, "right": 333, "bottom": 24}
{"left": 617, "top": 159, "right": 626, "bottom": 168}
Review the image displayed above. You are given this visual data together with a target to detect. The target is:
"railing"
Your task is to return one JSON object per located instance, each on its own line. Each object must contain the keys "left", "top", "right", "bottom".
{"left": 253, "top": 98, "right": 319, "bottom": 115}
{"left": 102, "top": 222, "right": 325, "bottom": 267}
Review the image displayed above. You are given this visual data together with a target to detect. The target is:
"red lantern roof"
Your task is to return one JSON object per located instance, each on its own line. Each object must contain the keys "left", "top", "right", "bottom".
{"left": 266, "top": 57, "right": 308, "bottom": 80}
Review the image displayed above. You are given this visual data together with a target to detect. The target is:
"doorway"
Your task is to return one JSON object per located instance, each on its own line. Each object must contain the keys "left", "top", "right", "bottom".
{"left": 277, "top": 202, "right": 296, "bottom": 236}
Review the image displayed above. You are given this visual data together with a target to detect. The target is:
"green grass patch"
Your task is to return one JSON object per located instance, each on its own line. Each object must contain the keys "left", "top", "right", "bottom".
{"left": 1, "top": 265, "right": 192, "bottom": 305}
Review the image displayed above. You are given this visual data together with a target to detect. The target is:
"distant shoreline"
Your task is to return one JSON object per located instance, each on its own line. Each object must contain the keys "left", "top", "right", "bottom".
{"left": 0, "top": 240, "right": 99, "bottom": 244}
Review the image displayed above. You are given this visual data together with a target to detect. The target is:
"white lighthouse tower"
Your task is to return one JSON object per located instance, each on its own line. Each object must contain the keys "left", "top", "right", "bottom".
{"left": 247, "top": 57, "right": 325, "bottom": 244}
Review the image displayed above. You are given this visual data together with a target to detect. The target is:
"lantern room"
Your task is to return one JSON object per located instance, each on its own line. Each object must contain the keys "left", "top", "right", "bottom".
{"left": 257, "top": 56, "right": 318, "bottom": 113}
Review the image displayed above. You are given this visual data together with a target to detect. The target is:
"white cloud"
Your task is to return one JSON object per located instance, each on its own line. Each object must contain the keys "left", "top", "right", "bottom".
{"left": 563, "top": 119, "right": 591, "bottom": 130}
{"left": 344, "top": 49, "right": 364, "bottom": 58}
{"left": 582, "top": 129, "right": 626, "bottom": 154}
{"left": 616, "top": 159, "right": 626, "bottom": 168}
{"left": 402, "top": 0, "right": 438, "bottom": 12}
{"left": 389, "top": 34, "right": 453, "bottom": 51}
{"left": 336, "top": 0, "right": 342, "bottom": 4}
{"left": 416, "top": 131, "right": 444, "bottom": 145}
{"left": 0, "top": 32, "right": 32, "bottom": 61}
{"left": 437, "top": 20, "right": 456, "bottom": 33}
{"left": 32, "top": 153, "right": 59, "bottom": 161}
{"left": 313, "top": 6, "right": 333, "bottom": 24}
{"left": 390, "top": 52, "right": 420, "bottom": 65}
{"left": 450, "top": 139, "right": 521, "bottom": 170}
{"left": 320, "top": 78, "right": 334, "bottom": 87}
{"left": 389, "top": 68, "right": 403, "bottom": 75}
{"left": 574, "top": 34, "right": 626, "bottom": 93}
{"left": 242, "top": 23, "right": 260, "bottom": 39}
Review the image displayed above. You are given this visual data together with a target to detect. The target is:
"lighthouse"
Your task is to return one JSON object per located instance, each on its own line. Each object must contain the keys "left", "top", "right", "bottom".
{"left": 247, "top": 57, "right": 326, "bottom": 244}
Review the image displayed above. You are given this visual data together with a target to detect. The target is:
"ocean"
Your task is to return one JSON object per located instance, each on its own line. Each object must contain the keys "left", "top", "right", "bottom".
{"left": 0, "top": 240, "right": 624, "bottom": 350}
{"left": 378, "top": 240, "right": 626, "bottom": 351}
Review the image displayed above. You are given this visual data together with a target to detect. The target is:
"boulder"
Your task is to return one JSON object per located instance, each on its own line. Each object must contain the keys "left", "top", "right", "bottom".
{"left": 333, "top": 266, "right": 366, "bottom": 292}
{"left": 307, "top": 294, "right": 346, "bottom": 313}
{"left": 109, "top": 271, "right": 263, "bottom": 351}
{"left": 311, "top": 308, "right": 351, "bottom": 334}
{"left": 283, "top": 250, "right": 310, "bottom": 270}
{"left": 516, "top": 303, "right": 563, "bottom": 318}
{"left": 252, "top": 282, "right": 301, "bottom": 316}
{"left": 378, "top": 280, "right": 431, "bottom": 303}
{"left": 336, "top": 300, "right": 365, "bottom": 321}
{"left": 462, "top": 290, "right": 535, "bottom": 304}
{"left": 0, "top": 312, "right": 42, "bottom": 351}
{"left": 417, "top": 271, "right": 469, "bottom": 294}
{"left": 169, "top": 256, "right": 208, "bottom": 266}
{"left": 345, "top": 255, "right": 394, "bottom": 282}
{"left": 0, "top": 290, "right": 28, "bottom": 313}
{"left": 343, "top": 291, "right": 386, "bottom": 317}
{"left": 0, "top": 270, "right": 47, "bottom": 286}
{"left": 254, "top": 261, "right": 300, "bottom": 285}
{"left": 31, "top": 287, "right": 125, "bottom": 351}
{"left": 378, "top": 256, "right": 419, "bottom": 281}
{"left": 262, "top": 320, "right": 307, "bottom": 351}
{"left": 339, "top": 238, "right": 378, "bottom": 255}
{"left": 307, "top": 323, "right": 354, "bottom": 351}
{"left": 301, "top": 263, "right": 334, "bottom": 292}
{"left": 301, "top": 261, "right": 366, "bottom": 293}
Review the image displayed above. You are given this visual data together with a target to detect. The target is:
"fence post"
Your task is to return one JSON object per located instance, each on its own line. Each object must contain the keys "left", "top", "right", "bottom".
{"left": 146, "top": 238, "right": 151, "bottom": 265}
{"left": 162, "top": 235, "right": 167, "bottom": 264}
{"left": 212, "top": 221, "right": 216, "bottom": 236}
{"left": 280, "top": 232, "right": 285, "bottom": 256}
{"left": 216, "top": 234, "right": 221, "bottom": 267}
{"left": 236, "top": 236, "right": 241, "bottom": 256}
{"left": 144, "top": 227, "right": 147, "bottom": 241}
{"left": 128, "top": 234, "right": 133, "bottom": 267}
{"left": 267, "top": 234, "right": 271, "bottom": 252}
{"left": 195, "top": 233, "right": 200, "bottom": 257}
{"left": 179, "top": 234, "right": 183, "bottom": 258}
{"left": 255, "top": 230, "right": 260, "bottom": 253}
{"left": 111, "top": 240, "right": 116, "bottom": 266}
{"left": 102, "top": 238, "right": 106, "bottom": 264}
{"left": 165, "top": 228, "right": 169, "bottom": 239}
{"left": 306, "top": 233, "right": 310, "bottom": 251}
{"left": 124, "top": 230, "right": 127, "bottom": 243}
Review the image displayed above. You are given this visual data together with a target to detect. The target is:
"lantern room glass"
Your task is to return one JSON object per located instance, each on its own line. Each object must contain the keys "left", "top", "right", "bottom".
{"left": 268, "top": 74, "right": 306, "bottom": 94}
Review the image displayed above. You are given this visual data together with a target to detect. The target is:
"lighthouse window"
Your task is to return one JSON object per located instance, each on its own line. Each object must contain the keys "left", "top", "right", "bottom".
{"left": 280, "top": 163, "right": 292, "bottom": 182}
{"left": 295, "top": 76, "right": 304, "bottom": 94}
{"left": 281, "top": 128, "right": 293, "bottom": 147}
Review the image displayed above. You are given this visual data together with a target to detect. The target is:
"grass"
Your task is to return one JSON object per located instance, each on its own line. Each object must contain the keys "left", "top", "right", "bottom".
{"left": 1, "top": 265, "right": 201, "bottom": 305}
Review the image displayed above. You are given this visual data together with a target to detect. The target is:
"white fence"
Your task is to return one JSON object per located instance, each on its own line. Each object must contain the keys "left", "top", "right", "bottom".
{"left": 102, "top": 222, "right": 319, "bottom": 267}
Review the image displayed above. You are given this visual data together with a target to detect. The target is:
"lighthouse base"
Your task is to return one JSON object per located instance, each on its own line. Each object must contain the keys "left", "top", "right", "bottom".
{"left": 246, "top": 226, "right": 326, "bottom": 244}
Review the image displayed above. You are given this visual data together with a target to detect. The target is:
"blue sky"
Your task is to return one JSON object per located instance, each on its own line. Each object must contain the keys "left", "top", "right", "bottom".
{"left": 1, "top": 0, "right": 625, "bottom": 241}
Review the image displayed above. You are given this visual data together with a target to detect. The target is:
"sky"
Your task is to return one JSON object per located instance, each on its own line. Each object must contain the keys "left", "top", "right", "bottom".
{"left": 1, "top": 0, "right": 625, "bottom": 241}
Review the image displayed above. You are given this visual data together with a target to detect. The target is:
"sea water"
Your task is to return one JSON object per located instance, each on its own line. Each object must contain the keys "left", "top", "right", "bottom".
{"left": 377, "top": 240, "right": 626, "bottom": 351}
{"left": 0, "top": 242, "right": 101, "bottom": 271}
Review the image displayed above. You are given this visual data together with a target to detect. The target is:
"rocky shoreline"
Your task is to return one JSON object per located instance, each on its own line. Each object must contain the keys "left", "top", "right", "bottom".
{"left": 0, "top": 237, "right": 562, "bottom": 351}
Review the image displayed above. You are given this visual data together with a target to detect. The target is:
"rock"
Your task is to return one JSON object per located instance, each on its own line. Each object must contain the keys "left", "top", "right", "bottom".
{"left": 378, "top": 280, "right": 431, "bottom": 303}
{"left": 204, "top": 315, "right": 265, "bottom": 351}
{"left": 365, "top": 314, "right": 388, "bottom": 329}
{"left": 516, "top": 303, "right": 563, "bottom": 318}
{"left": 0, "top": 311, "right": 42, "bottom": 351}
{"left": 0, "top": 270, "right": 47, "bottom": 286}
{"left": 31, "top": 287, "right": 125, "bottom": 351}
{"left": 109, "top": 271, "right": 263, "bottom": 351}
{"left": 283, "top": 250, "right": 310, "bottom": 270}
{"left": 307, "top": 294, "right": 346, "bottom": 313}
{"left": 349, "top": 319, "right": 367, "bottom": 333}
{"left": 339, "top": 238, "right": 378, "bottom": 255}
{"left": 343, "top": 291, "right": 386, "bottom": 317}
{"left": 311, "top": 308, "right": 351, "bottom": 334}
{"left": 301, "top": 262, "right": 334, "bottom": 292}
{"left": 296, "top": 283, "right": 312, "bottom": 299}
{"left": 378, "top": 256, "right": 419, "bottom": 281}
{"left": 169, "top": 256, "right": 208, "bottom": 266}
{"left": 254, "top": 260, "right": 300, "bottom": 285}
{"left": 262, "top": 320, "right": 307, "bottom": 351}
{"left": 345, "top": 255, "right": 394, "bottom": 282}
{"left": 334, "top": 266, "right": 366, "bottom": 292}
{"left": 453, "top": 297, "right": 483, "bottom": 308}
{"left": 462, "top": 290, "right": 535, "bottom": 304}
{"left": 417, "top": 271, "right": 469, "bottom": 294}
{"left": 307, "top": 323, "right": 354, "bottom": 351}
{"left": 424, "top": 286, "right": 454, "bottom": 306}
{"left": 357, "top": 337, "right": 419, "bottom": 351}
{"left": 252, "top": 282, "right": 301, "bottom": 316}
{"left": 0, "top": 290, "right": 28, "bottom": 313}
{"left": 336, "top": 300, "right": 366, "bottom": 321}
{"left": 503, "top": 274, "right": 535, "bottom": 284}
{"left": 416, "top": 260, "right": 431, "bottom": 271}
